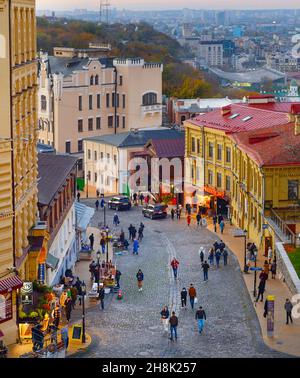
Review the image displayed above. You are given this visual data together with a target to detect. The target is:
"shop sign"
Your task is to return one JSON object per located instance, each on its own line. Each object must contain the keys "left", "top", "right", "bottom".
{"left": 204, "top": 186, "right": 225, "bottom": 198}
{"left": 20, "top": 282, "right": 33, "bottom": 305}
{"left": 0, "top": 291, "right": 13, "bottom": 324}
{"left": 38, "top": 263, "right": 45, "bottom": 284}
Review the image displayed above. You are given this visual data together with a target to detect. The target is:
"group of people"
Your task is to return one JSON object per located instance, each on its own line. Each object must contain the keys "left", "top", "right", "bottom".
{"left": 132, "top": 192, "right": 151, "bottom": 206}
{"left": 212, "top": 214, "right": 225, "bottom": 234}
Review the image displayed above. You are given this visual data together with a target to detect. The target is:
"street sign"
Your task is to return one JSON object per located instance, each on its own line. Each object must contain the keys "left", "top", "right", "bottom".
{"left": 249, "top": 267, "right": 263, "bottom": 271}
{"left": 262, "top": 224, "right": 269, "bottom": 230}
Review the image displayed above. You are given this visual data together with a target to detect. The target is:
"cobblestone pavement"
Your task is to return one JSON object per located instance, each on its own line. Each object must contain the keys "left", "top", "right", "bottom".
{"left": 74, "top": 200, "right": 289, "bottom": 358}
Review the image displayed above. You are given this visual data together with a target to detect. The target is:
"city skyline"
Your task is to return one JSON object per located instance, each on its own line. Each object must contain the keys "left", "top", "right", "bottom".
{"left": 37, "top": 0, "right": 300, "bottom": 11}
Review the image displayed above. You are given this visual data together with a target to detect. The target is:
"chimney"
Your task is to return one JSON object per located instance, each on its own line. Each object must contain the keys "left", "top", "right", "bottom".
{"left": 221, "top": 105, "right": 231, "bottom": 116}
{"left": 290, "top": 104, "right": 300, "bottom": 135}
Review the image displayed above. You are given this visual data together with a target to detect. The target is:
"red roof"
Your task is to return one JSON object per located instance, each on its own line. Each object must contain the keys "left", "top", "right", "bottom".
{"left": 150, "top": 138, "right": 185, "bottom": 158}
{"left": 0, "top": 275, "right": 23, "bottom": 294}
{"left": 291, "top": 104, "right": 300, "bottom": 114}
{"left": 188, "top": 103, "right": 291, "bottom": 133}
{"left": 229, "top": 124, "right": 300, "bottom": 167}
{"left": 248, "top": 94, "right": 275, "bottom": 99}
{"left": 246, "top": 102, "right": 300, "bottom": 113}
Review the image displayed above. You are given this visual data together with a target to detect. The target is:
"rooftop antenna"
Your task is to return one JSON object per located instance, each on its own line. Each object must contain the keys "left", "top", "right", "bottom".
{"left": 99, "top": 0, "right": 110, "bottom": 25}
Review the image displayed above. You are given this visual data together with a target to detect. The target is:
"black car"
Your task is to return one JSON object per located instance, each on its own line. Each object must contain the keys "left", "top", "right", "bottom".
{"left": 142, "top": 204, "right": 168, "bottom": 219}
{"left": 108, "top": 196, "right": 131, "bottom": 211}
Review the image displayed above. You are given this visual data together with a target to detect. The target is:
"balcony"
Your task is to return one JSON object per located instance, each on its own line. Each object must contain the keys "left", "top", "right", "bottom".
{"left": 141, "top": 104, "right": 162, "bottom": 116}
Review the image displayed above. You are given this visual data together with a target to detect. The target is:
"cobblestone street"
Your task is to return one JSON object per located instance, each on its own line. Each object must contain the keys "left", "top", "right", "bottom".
{"left": 75, "top": 200, "right": 289, "bottom": 358}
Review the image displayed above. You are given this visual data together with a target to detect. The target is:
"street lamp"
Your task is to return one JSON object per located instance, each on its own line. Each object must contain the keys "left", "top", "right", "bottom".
{"left": 106, "top": 226, "right": 109, "bottom": 264}
{"left": 81, "top": 281, "right": 86, "bottom": 343}
{"left": 96, "top": 250, "right": 101, "bottom": 292}
{"left": 234, "top": 229, "right": 248, "bottom": 273}
{"left": 103, "top": 203, "right": 106, "bottom": 227}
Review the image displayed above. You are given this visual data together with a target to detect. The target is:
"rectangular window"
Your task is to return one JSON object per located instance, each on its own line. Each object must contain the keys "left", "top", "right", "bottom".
{"left": 94, "top": 151, "right": 97, "bottom": 161}
{"left": 100, "top": 152, "right": 104, "bottom": 160}
{"left": 87, "top": 171, "right": 91, "bottom": 181}
{"left": 191, "top": 137, "right": 196, "bottom": 153}
{"left": 78, "top": 96, "right": 82, "bottom": 111}
{"left": 89, "top": 95, "right": 93, "bottom": 110}
{"left": 88, "top": 149, "right": 91, "bottom": 159}
{"left": 208, "top": 142, "right": 214, "bottom": 158}
{"left": 226, "top": 147, "right": 231, "bottom": 163}
{"left": 114, "top": 155, "right": 117, "bottom": 165}
{"left": 106, "top": 93, "right": 110, "bottom": 108}
{"left": 107, "top": 153, "right": 110, "bottom": 162}
{"left": 108, "top": 116, "right": 113, "bottom": 128}
{"left": 122, "top": 116, "right": 126, "bottom": 129}
{"left": 97, "top": 94, "right": 101, "bottom": 109}
{"left": 217, "top": 173, "right": 222, "bottom": 188}
{"left": 197, "top": 139, "right": 200, "bottom": 154}
{"left": 116, "top": 115, "right": 119, "bottom": 128}
{"left": 78, "top": 119, "right": 83, "bottom": 133}
{"left": 288, "top": 180, "right": 299, "bottom": 200}
{"left": 78, "top": 140, "right": 83, "bottom": 152}
{"left": 88, "top": 118, "right": 93, "bottom": 131}
{"left": 41, "top": 95, "right": 47, "bottom": 111}
{"left": 94, "top": 173, "right": 97, "bottom": 183}
{"left": 96, "top": 117, "right": 101, "bottom": 130}
{"left": 217, "top": 144, "right": 222, "bottom": 161}
{"left": 65, "top": 141, "right": 71, "bottom": 154}
{"left": 226, "top": 176, "right": 231, "bottom": 191}
{"left": 117, "top": 93, "right": 120, "bottom": 108}
{"left": 119, "top": 75, "right": 123, "bottom": 86}
{"left": 78, "top": 159, "right": 83, "bottom": 171}
{"left": 208, "top": 170, "right": 213, "bottom": 185}
{"left": 112, "top": 93, "right": 116, "bottom": 107}
{"left": 122, "top": 94, "right": 126, "bottom": 109}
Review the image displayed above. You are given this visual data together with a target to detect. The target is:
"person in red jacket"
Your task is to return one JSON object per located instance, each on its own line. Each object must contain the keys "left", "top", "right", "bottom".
{"left": 171, "top": 258, "right": 180, "bottom": 279}
{"left": 187, "top": 214, "right": 191, "bottom": 227}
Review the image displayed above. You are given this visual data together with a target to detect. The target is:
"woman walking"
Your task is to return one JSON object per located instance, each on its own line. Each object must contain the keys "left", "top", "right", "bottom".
{"left": 160, "top": 306, "right": 170, "bottom": 333}
{"left": 136, "top": 269, "right": 144, "bottom": 292}
{"left": 180, "top": 288, "right": 188, "bottom": 309}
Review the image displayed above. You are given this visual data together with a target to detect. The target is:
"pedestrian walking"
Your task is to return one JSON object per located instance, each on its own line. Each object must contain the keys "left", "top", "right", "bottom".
{"left": 187, "top": 214, "right": 191, "bottom": 227}
{"left": 113, "top": 213, "right": 120, "bottom": 227}
{"left": 171, "top": 209, "right": 175, "bottom": 220}
{"left": 215, "top": 249, "right": 221, "bottom": 268}
{"left": 271, "top": 260, "right": 277, "bottom": 279}
{"left": 98, "top": 284, "right": 105, "bottom": 310}
{"left": 188, "top": 284, "right": 197, "bottom": 310}
{"left": 223, "top": 249, "right": 228, "bottom": 266}
{"left": 195, "top": 306, "right": 206, "bottom": 334}
{"left": 138, "top": 226, "right": 144, "bottom": 241}
{"left": 208, "top": 248, "right": 214, "bottom": 266}
{"left": 213, "top": 215, "right": 217, "bottom": 232}
{"left": 263, "top": 260, "right": 270, "bottom": 278}
{"left": 180, "top": 288, "right": 187, "bottom": 308}
{"left": 196, "top": 213, "right": 201, "bottom": 226}
{"left": 136, "top": 269, "right": 144, "bottom": 291}
{"left": 160, "top": 306, "right": 170, "bottom": 333}
{"left": 199, "top": 247, "right": 205, "bottom": 263}
{"left": 133, "top": 238, "right": 139, "bottom": 255}
{"left": 95, "top": 200, "right": 99, "bottom": 211}
{"left": 100, "top": 237, "right": 106, "bottom": 254}
{"left": 267, "top": 247, "right": 273, "bottom": 264}
{"left": 217, "top": 213, "right": 223, "bottom": 224}
{"left": 89, "top": 260, "right": 96, "bottom": 280}
{"left": 219, "top": 240, "right": 225, "bottom": 252}
{"left": 100, "top": 198, "right": 105, "bottom": 209}
{"left": 139, "top": 192, "right": 144, "bottom": 205}
{"left": 202, "top": 261, "right": 210, "bottom": 281}
{"left": 77, "top": 192, "right": 81, "bottom": 202}
{"left": 128, "top": 224, "right": 134, "bottom": 241}
{"left": 219, "top": 220, "right": 225, "bottom": 234}
{"left": 60, "top": 326, "right": 69, "bottom": 350}
{"left": 120, "top": 229, "right": 125, "bottom": 243}
{"left": 169, "top": 311, "right": 178, "bottom": 341}
{"left": 70, "top": 286, "right": 78, "bottom": 309}
{"left": 171, "top": 257, "right": 180, "bottom": 279}
{"left": 96, "top": 189, "right": 100, "bottom": 198}
{"left": 89, "top": 233, "right": 95, "bottom": 250}
{"left": 116, "top": 269, "right": 122, "bottom": 287}
{"left": 53, "top": 304, "right": 60, "bottom": 328}
{"left": 65, "top": 297, "right": 72, "bottom": 323}
{"left": 284, "top": 298, "right": 294, "bottom": 325}
{"left": 256, "top": 279, "right": 266, "bottom": 302}
{"left": 132, "top": 226, "right": 137, "bottom": 240}
{"left": 133, "top": 192, "right": 138, "bottom": 205}
{"left": 177, "top": 207, "right": 182, "bottom": 219}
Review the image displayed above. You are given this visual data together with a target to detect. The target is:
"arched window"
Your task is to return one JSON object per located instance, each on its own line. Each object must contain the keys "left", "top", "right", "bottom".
{"left": 95, "top": 75, "right": 99, "bottom": 85}
{"left": 142, "top": 92, "right": 157, "bottom": 106}
{"left": 181, "top": 115, "right": 186, "bottom": 124}
{"left": 90, "top": 76, "right": 94, "bottom": 85}
{"left": 41, "top": 95, "right": 47, "bottom": 111}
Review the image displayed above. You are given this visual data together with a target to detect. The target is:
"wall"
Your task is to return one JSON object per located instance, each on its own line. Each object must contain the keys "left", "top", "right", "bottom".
{"left": 276, "top": 242, "right": 300, "bottom": 295}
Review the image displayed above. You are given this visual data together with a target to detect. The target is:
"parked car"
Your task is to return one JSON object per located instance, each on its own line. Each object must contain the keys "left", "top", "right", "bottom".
{"left": 108, "top": 196, "right": 131, "bottom": 211}
{"left": 142, "top": 204, "right": 168, "bottom": 219}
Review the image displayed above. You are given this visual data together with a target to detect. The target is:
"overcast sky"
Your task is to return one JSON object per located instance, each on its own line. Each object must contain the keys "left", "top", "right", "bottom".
{"left": 37, "top": 0, "right": 300, "bottom": 11}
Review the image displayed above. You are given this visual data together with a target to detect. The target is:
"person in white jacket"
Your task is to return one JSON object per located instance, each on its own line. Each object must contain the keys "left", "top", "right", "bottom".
{"left": 267, "top": 247, "right": 273, "bottom": 263}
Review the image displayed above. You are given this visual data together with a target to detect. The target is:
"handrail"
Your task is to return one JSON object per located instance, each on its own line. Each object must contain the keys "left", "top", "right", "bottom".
{"left": 270, "top": 208, "right": 297, "bottom": 245}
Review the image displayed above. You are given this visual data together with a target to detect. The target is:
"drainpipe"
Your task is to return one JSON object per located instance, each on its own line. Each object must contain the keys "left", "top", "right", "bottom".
{"left": 113, "top": 65, "right": 118, "bottom": 135}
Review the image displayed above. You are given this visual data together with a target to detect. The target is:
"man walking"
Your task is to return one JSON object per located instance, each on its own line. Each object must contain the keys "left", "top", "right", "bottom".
{"left": 215, "top": 249, "right": 221, "bottom": 268}
{"left": 133, "top": 238, "right": 139, "bottom": 255}
{"left": 256, "top": 278, "right": 266, "bottom": 303}
{"left": 171, "top": 209, "right": 175, "bottom": 220}
{"left": 187, "top": 214, "right": 191, "bottom": 227}
{"left": 196, "top": 213, "right": 201, "bottom": 227}
{"left": 136, "top": 269, "right": 144, "bottom": 291}
{"left": 98, "top": 283, "right": 105, "bottom": 310}
{"left": 285, "top": 298, "right": 294, "bottom": 325}
{"left": 213, "top": 215, "right": 217, "bottom": 232}
{"left": 188, "top": 284, "right": 197, "bottom": 310}
{"left": 199, "top": 247, "right": 205, "bottom": 263}
{"left": 180, "top": 288, "right": 187, "bottom": 309}
{"left": 220, "top": 219, "right": 225, "bottom": 234}
{"left": 202, "top": 261, "right": 210, "bottom": 282}
{"left": 95, "top": 199, "right": 99, "bottom": 211}
{"left": 89, "top": 233, "right": 95, "bottom": 251}
{"left": 195, "top": 306, "right": 207, "bottom": 334}
{"left": 116, "top": 269, "right": 122, "bottom": 287}
{"left": 171, "top": 257, "right": 180, "bottom": 279}
{"left": 223, "top": 249, "right": 228, "bottom": 266}
{"left": 113, "top": 213, "right": 120, "bottom": 227}
{"left": 169, "top": 311, "right": 178, "bottom": 341}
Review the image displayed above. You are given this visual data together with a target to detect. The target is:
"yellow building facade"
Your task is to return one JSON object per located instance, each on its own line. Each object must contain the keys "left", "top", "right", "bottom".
{"left": 185, "top": 113, "right": 300, "bottom": 254}
{"left": 0, "top": 0, "right": 38, "bottom": 345}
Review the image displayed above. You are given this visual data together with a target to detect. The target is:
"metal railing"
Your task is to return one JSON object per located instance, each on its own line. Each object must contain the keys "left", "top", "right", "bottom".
{"left": 270, "top": 208, "right": 297, "bottom": 245}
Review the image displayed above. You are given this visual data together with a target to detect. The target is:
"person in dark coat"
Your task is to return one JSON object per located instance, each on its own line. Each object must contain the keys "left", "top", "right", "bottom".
{"left": 202, "top": 261, "right": 210, "bottom": 281}
{"left": 213, "top": 215, "right": 217, "bottom": 232}
{"left": 256, "top": 279, "right": 266, "bottom": 302}
{"left": 95, "top": 200, "right": 99, "bottom": 211}
{"left": 223, "top": 249, "right": 228, "bottom": 266}
{"left": 132, "top": 227, "right": 137, "bottom": 240}
{"left": 195, "top": 306, "right": 207, "bottom": 334}
{"left": 119, "top": 230, "right": 125, "bottom": 243}
{"left": 180, "top": 288, "right": 187, "bottom": 308}
{"left": 136, "top": 269, "right": 144, "bottom": 291}
{"left": 271, "top": 260, "right": 277, "bottom": 279}
{"left": 116, "top": 270, "right": 122, "bottom": 287}
{"left": 171, "top": 209, "right": 175, "bottom": 220}
{"left": 138, "top": 226, "right": 144, "bottom": 241}
{"left": 65, "top": 298, "right": 72, "bottom": 322}
{"left": 98, "top": 284, "right": 105, "bottom": 310}
{"left": 215, "top": 249, "right": 221, "bottom": 268}
{"left": 77, "top": 192, "right": 81, "bottom": 202}
{"left": 285, "top": 298, "right": 294, "bottom": 325}
{"left": 160, "top": 305, "right": 170, "bottom": 333}
{"left": 196, "top": 213, "right": 201, "bottom": 226}
{"left": 128, "top": 224, "right": 134, "bottom": 240}
{"left": 169, "top": 311, "right": 178, "bottom": 341}
{"left": 89, "top": 233, "right": 95, "bottom": 250}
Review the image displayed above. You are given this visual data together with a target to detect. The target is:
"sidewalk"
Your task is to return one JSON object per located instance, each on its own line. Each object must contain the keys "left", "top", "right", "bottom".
{"left": 207, "top": 220, "right": 300, "bottom": 357}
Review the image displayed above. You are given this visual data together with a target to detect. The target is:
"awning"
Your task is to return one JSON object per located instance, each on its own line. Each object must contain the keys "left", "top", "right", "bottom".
{"left": 75, "top": 202, "right": 95, "bottom": 232}
{"left": 46, "top": 253, "right": 59, "bottom": 270}
{"left": 0, "top": 275, "right": 23, "bottom": 293}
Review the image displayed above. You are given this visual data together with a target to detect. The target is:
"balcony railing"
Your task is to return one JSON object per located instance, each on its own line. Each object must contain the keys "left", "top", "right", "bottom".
{"left": 270, "top": 208, "right": 297, "bottom": 245}
{"left": 141, "top": 104, "right": 162, "bottom": 115}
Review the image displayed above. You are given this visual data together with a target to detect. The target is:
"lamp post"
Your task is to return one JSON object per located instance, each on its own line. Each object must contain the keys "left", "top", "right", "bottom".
{"left": 96, "top": 250, "right": 101, "bottom": 293}
{"left": 106, "top": 226, "right": 109, "bottom": 264}
{"left": 81, "top": 281, "right": 86, "bottom": 343}
{"left": 234, "top": 229, "right": 247, "bottom": 273}
{"left": 103, "top": 203, "right": 106, "bottom": 227}
{"left": 253, "top": 250, "right": 258, "bottom": 298}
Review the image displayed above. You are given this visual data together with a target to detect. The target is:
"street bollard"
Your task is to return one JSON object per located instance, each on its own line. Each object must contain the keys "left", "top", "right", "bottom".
{"left": 267, "top": 295, "right": 275, "bottom": 338}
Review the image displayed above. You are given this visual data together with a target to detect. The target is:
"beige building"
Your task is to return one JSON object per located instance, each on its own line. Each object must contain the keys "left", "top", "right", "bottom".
{"left": 0, "top": 0, "right": 38, "bottom": 345}
{"left": 38, "top": 52, "right": 163, "bottom": 172}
